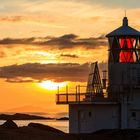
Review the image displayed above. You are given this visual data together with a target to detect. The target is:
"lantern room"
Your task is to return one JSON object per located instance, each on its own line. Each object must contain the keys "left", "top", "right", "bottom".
{"left": 106, "top": 17, "right": 140, "bottom": 99}
{"left": 106, "top": 17, "right": 140, "bottom": 63}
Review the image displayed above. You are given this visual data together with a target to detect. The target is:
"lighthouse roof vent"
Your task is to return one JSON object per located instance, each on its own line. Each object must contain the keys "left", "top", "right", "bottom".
{"left": 106, "top": 17, "right": 140, "bottom": 37}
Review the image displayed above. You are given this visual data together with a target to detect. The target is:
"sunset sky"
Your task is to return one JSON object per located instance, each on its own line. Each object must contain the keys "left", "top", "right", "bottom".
{"left": 0, "top": 0, "right": 140, "bottom": 117}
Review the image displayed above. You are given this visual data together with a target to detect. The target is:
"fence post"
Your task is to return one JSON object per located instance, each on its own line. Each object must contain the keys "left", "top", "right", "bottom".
{"left": 78, "top": 85, "right": 80, "bottom": 103}
{"left": 66, "top": 86, "right": 68, "bottom": 103}
{"left": 57, "top": 86, "right": 59, "bottom": 102}
{"left": 76, "top": 86, "right": 77, "bottom": 102}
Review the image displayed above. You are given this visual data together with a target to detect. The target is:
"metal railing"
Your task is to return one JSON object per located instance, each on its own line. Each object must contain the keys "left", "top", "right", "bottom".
{"left": 56, "top": 85, "right": 87, "bottom": 104}
{"left": 55, "top": 85, "right": 114, "bottom": 104}
{"left": 56, "top": 93, "right": 87, "bottom": 104}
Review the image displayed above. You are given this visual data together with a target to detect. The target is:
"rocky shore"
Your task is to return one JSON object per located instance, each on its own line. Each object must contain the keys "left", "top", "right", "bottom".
{"left": 0, "top": 120, "right": 140, "bottom": 140}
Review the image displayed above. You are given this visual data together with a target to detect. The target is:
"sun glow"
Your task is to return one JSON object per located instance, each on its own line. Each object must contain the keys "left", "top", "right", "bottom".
{"left": 38, "top": 80, "right": 67, "bottom": 90}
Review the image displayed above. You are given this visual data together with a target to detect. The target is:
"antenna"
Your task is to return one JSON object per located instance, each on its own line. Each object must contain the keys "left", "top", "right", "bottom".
{"left": 125, "top": 10, "right": 126, "bottom": 17}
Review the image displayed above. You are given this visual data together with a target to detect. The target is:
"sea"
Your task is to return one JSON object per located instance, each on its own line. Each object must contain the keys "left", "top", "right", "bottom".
{"left": 0, "top": 120, "right": 69, "bottom": 133}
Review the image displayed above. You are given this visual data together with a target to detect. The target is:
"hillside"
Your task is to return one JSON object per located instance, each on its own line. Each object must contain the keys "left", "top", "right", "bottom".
{"left": 0, "top": 113, "right": 54, "bottom": 120}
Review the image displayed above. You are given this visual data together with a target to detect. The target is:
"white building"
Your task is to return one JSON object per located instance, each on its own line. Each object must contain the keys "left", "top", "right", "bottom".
{"left": 56, "top": 17, "right": 140, "bottom": 133}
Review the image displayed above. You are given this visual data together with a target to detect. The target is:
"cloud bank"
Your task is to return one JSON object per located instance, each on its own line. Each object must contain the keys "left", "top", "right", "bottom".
{"left": 0, "top": 34, "right": 107, "bottom": 50}
{"left": 0, "top": 63, "right": 89, "bottom": 83}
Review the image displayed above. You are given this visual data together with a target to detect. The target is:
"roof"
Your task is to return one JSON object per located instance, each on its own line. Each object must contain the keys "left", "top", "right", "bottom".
{"left": 106, "top": 17, "right": 140, "bottom": 37}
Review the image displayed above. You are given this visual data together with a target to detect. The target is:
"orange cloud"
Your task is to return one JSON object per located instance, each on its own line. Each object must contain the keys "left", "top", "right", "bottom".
{"left": 0, "top": 16, "right": 24, "bottom": 22}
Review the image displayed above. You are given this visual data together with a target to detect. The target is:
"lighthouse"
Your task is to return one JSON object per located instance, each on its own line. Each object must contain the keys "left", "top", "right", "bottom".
{"left": 106, "top": 16, "right": 140, "bottom": 129}
{"left": 56, "top": 17, "right": 140, "bottom": 133}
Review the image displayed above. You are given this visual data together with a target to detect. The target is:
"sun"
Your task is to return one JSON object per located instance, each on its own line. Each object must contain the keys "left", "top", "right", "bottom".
{"left": 38, "top": 80, "right": 67, "bottom": 90}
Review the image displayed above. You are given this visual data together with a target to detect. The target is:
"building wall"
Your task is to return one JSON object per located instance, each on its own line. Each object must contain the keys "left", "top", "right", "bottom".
{"left": 108, "top": 63, "right": 140, "bottom": 92}
{"left": 107, "top": 63, "right": 140, "bottom": 129}
{"left": 69, "top": 104, "right": 119, "bottom": 133}
{"left": 129, "top": 92, "right": 140, "bottom": 128}
{"left": 108, "top": 63, "right": 140, "bottom": 99}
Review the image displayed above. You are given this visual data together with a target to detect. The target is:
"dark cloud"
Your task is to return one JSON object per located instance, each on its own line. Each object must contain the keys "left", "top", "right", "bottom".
{"left": 0, "top": 37, "right": 35, "bottom": 45}
{"left": 42, "top": 34, "right": 107, "bottom": 49}
{"left": 59, "top": 34, "right": 78, "bottom": 40}
{"left": 60, "top": 54, "right": 78, "bottom": 58}
{"left": 0, "top": 63, "right": 89, "bottom": 83}
{"left": 0, "top": 34, "right": 107, "bottom": 49}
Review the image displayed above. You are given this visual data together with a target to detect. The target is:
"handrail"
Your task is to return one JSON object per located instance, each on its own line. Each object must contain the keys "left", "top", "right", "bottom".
{"left": 56, "top": 93, "right": 118, "bottom": 104}
{"left": 56, "top": 85, "right": 109, "bottom": 104}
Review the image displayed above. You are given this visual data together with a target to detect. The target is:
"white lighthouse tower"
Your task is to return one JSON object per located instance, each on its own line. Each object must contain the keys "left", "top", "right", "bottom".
{"left": 56, "top": 17, "right": 140, "bottom": 133}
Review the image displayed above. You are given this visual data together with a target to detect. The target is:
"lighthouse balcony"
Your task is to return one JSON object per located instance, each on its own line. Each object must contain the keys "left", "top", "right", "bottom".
{"left": 56, "top": 93, "right": 86, "bottom": 104}
{"left": 56, "top": 85, "right": 118, "bottom": 104}
{"left": 56, "top": 62, "right": 114, "bottom": 104}
{"left": 56, "top": 85, "right": 86, "bottom": 104}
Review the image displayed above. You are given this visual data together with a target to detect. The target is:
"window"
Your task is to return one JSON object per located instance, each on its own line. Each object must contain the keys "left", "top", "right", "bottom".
{"left": 132, "top": 112, "right": 136, "bottom": 118}
{"left": 89, "top": 112, "right": 92, "bottom": 117}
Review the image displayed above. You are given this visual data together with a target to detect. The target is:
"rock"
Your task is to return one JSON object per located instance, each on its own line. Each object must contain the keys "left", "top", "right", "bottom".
{"left": 28, "top": 123, "right": 64, "bottom": 134}
{"left": 56, "top": 117, "right": 69, "bottom": 120}
{"left": 0, "top": 120, "right": 18, "bottom": 129}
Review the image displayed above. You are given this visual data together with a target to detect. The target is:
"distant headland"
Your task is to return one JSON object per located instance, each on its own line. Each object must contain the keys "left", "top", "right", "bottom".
{"left": 0, "top": 113, "right": 69, "bottom": 120}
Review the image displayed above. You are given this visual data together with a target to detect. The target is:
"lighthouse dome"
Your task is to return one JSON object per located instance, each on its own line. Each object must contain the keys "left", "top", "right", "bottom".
{"left": 106, "top": 17, "right": 140, "bottom": 37}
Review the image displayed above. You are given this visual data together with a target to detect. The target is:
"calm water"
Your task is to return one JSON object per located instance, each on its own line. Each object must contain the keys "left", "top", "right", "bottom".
{"left": 0, "top": 120, "right": 69, "bottom": 133}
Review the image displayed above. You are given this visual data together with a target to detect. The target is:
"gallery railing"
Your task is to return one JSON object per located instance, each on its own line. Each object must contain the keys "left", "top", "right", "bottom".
{"left": 56, "top": 85, "right": 87, "bottom": 104}
{"left": 56, "top": 85, "right": 115, "bottom": 104}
